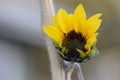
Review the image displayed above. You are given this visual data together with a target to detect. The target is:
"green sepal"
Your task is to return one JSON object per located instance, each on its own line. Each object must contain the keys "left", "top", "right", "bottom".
{"left": 53, "top": 42, "right": 67, "bottom": 58}
{"left": 53, "top": 42, "right": 59, "bottom": 48}
{"left": 89, "top": 46, "right": 99, "bottom": 57}
{"left": 76, "top": 49, "right": 87, "bottom": 58}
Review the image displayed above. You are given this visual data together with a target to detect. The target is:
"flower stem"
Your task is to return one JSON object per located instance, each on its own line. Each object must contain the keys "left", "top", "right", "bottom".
{"left": 75, "top": 63, "right": 84, "bottom": 80}
{"left": 64, "top": 62, "right": 76, "bottom": 80}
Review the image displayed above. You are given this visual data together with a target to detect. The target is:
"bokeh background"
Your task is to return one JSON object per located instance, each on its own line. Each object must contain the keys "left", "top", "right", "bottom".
{"left": 0, "top": 0, "right": 120, "bottom": 80}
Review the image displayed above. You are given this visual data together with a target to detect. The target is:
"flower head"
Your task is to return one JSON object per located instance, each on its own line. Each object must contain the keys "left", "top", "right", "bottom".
{"left": 43, "top": 4, "right": 102, "bottom": 63}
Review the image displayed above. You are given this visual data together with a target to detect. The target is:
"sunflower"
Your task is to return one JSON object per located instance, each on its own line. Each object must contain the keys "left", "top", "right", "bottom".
{"left": 43, "top": 4, "right": 102, "bottom": 63}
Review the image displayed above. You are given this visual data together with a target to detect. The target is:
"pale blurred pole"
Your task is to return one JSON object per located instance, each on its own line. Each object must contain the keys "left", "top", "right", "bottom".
{"left": 41, "top": 0, "right": 84, "bottom": 80}
{"left": 41, "top": 0, "right": 65, "bottom": 80}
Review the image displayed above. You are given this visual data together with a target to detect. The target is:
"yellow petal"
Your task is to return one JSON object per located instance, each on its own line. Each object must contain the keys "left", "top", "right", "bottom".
{"left": 85, "top": 33, "right": 98, "bottom": 54}
{"left": 73, "top": 4, "right": 87, "bottom": 33}
{"left": 56, "top": 8, "right": 70, "bottom": 33}
{"left": 53, "top": 15, "right": 63, "bottom": 32}
{"left": 85, "top": 44, "right": 90, "bottom": 54}
{"left": 87, "top": 13, "right": 102, "bottom": 23}
{"left": 87, "top": 33, "right": 98, "bottom": 44}
{"left": 86, "top": 13, "right": 102, "bottom": 36}
{"left": 74, "top": 4, "right": 86, "bottom": 22}
{"left": 86, "top": 19, "right": 102, "bottom": 39}
{"left": 43, "top": 25, "right": 63, "bottom": 44}
{"left": 81, "top": 13, "right": 102, "bottom": 38}
{"left": 72, "top": 15, "right": 80, "bottom": 32}
{"left": 53, "top": 15, "right": 59, "bottom": 28}
{"left": 68, "top": 14, "right": 74, "bottom": 31}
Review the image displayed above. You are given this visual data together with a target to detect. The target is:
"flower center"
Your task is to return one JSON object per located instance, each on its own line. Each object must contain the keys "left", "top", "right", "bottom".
{"left": 61, "top": 30, "right": 89, "bottom": 62}
{"left": 62, "top": 30, "right": 86, "bottom": 52}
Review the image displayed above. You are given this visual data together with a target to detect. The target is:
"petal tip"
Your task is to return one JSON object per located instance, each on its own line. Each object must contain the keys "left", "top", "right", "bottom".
{"left": 97, "top": 13, "right": 102, "bottom": 18}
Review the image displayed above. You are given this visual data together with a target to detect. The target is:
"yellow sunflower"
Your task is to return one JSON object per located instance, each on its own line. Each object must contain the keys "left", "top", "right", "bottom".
{"left": 43, "top": 4, "right": 102, "bottom": 62}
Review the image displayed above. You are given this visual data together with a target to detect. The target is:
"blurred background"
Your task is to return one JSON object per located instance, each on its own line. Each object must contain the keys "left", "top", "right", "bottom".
{"left": 0, "top": 0, "right": 120, "bottom": 80}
